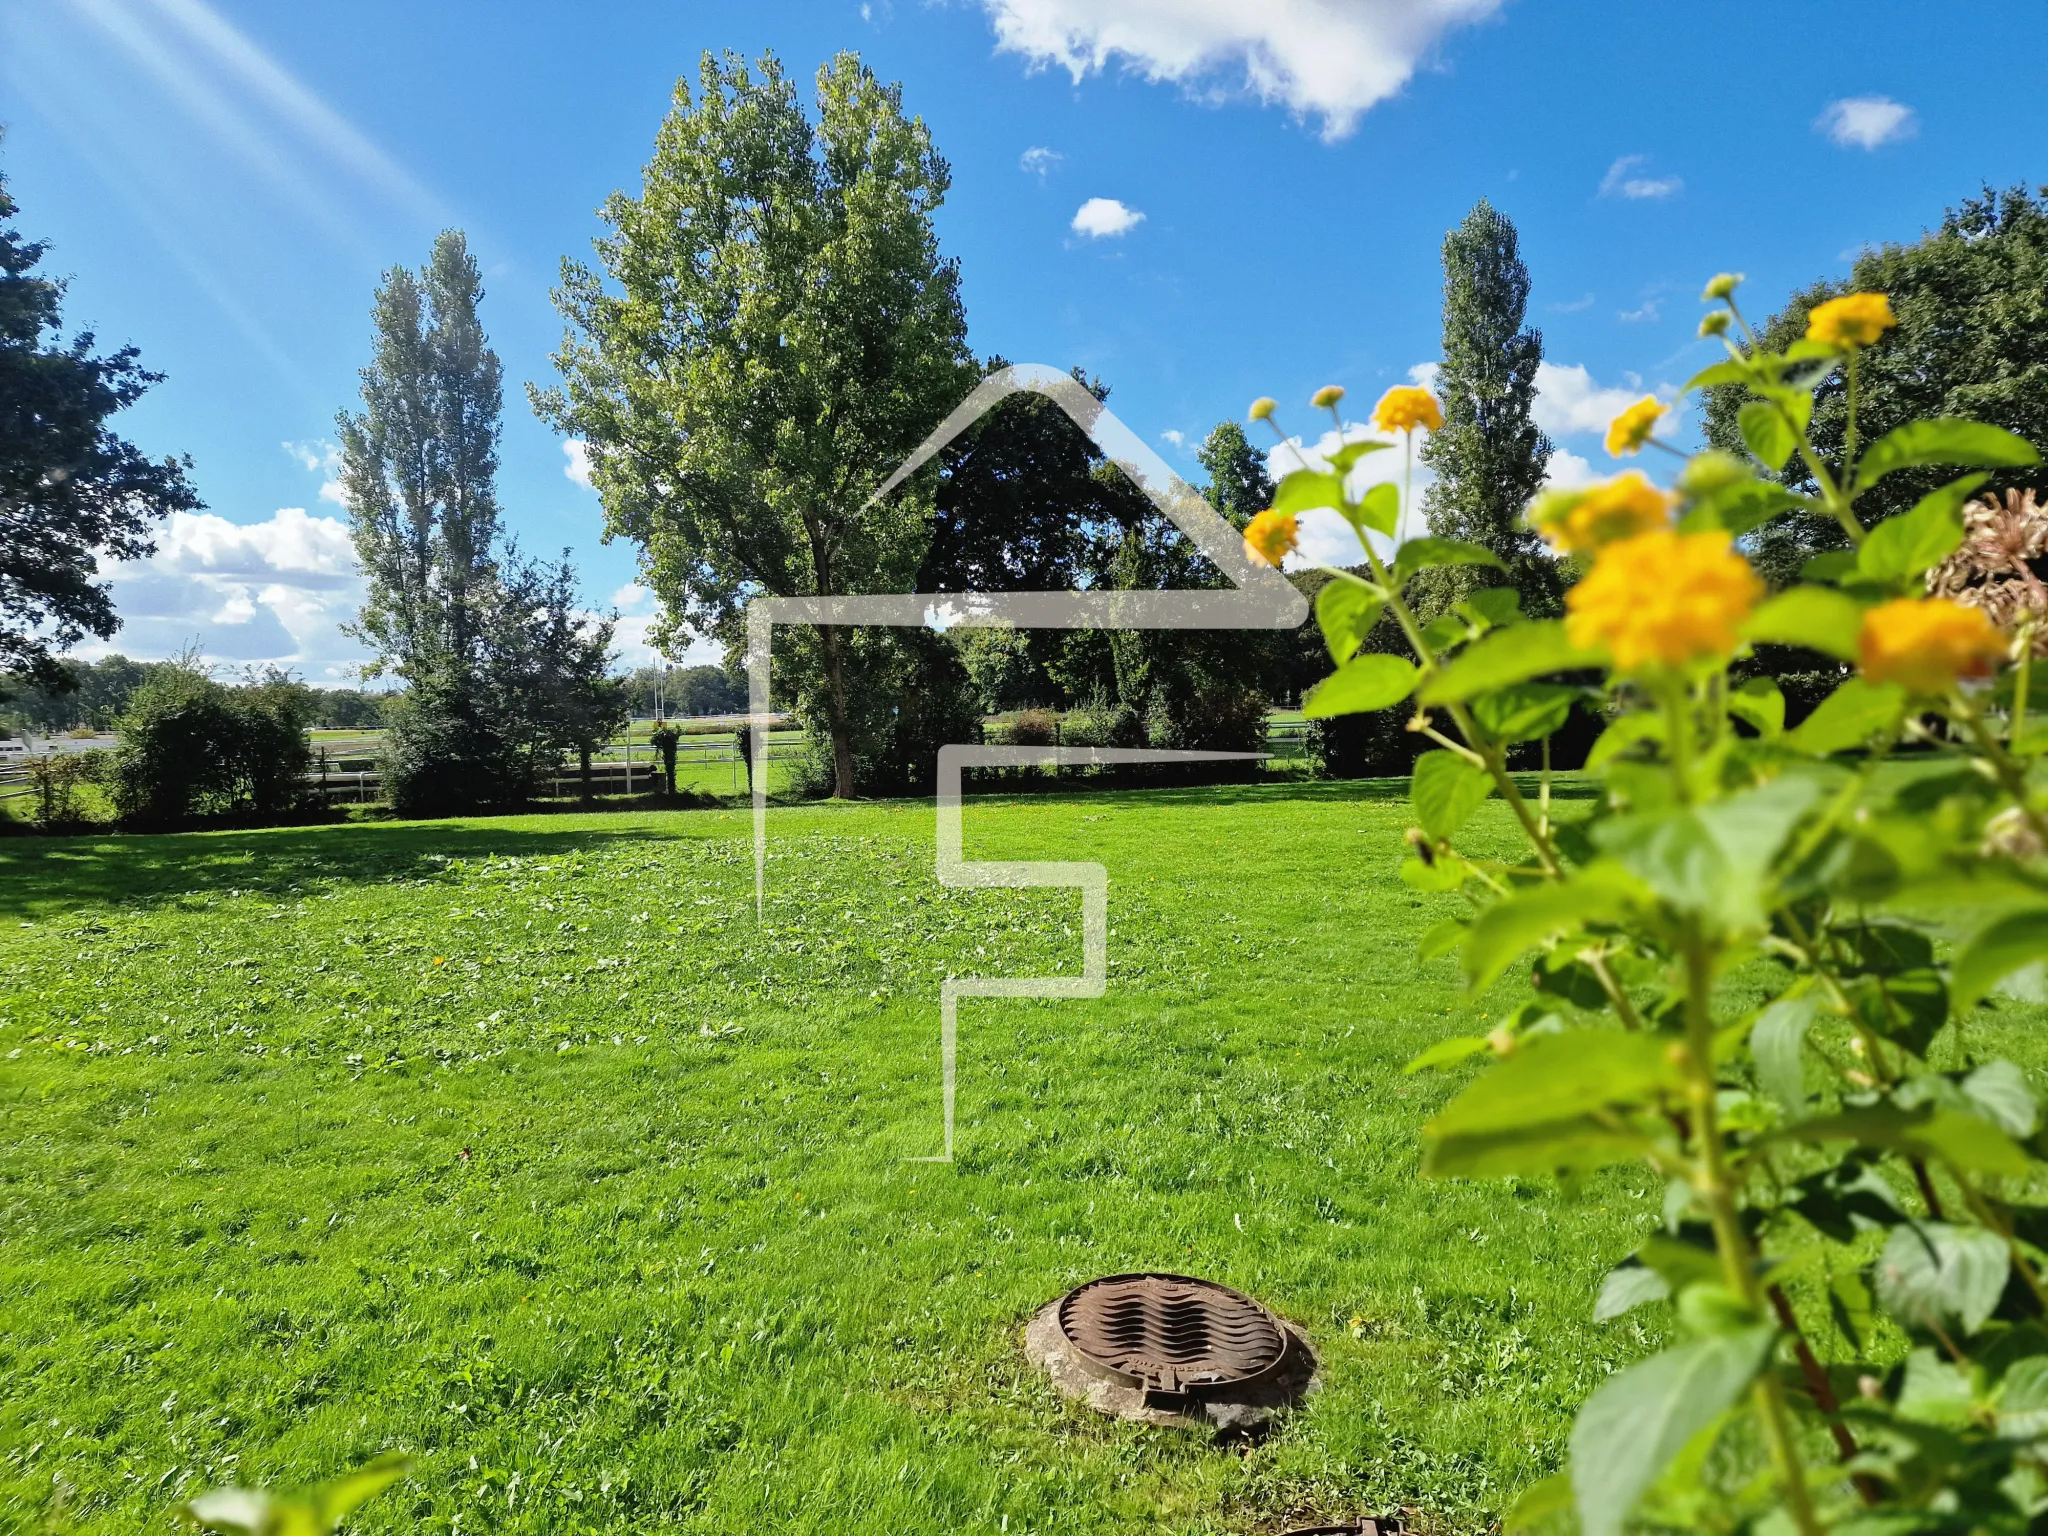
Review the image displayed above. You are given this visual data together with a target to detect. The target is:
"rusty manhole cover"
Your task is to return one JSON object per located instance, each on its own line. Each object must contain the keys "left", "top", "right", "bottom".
{"left": 1055, "top": 1272, "right": 1290, "bottom": 1407}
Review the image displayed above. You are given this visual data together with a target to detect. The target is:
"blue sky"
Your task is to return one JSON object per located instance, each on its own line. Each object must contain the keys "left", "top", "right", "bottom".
{"left": 4, "top": 0, "right": 2045, "bottom": 680}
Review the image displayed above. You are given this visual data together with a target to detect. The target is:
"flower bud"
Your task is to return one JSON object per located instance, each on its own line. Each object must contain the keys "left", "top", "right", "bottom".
{"left": 1702, "top": 272, "right": 1743, "bottom": 301}
{"left": 1311, "top": 384, "right": 1345, "bottom": 409}
{"left": 1698, "top": 311, "right": 1732, "bottom": 338}
{"left": 1248, "top": 397, "right": 1277, "bottom": 423}
{"left": 1677, "top": 449, "right": 1748, "bottom": 499}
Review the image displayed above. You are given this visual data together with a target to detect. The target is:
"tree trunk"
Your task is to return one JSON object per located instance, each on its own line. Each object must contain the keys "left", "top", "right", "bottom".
{"left": 578, "top": 746, "right": 592, "bottom": 802}
{"left": 817, "top": 622, "right": 856, "bottom": 799}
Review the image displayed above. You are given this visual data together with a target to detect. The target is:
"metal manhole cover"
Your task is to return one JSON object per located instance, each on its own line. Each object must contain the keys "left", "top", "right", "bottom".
{"left": 1055, "top": 1272, "right": 1289, "bottom": 1406}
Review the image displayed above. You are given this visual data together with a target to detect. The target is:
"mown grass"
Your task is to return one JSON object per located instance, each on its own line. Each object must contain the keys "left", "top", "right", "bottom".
{"left": 4, "top": 781, "right": 2033, "bottom": 1534}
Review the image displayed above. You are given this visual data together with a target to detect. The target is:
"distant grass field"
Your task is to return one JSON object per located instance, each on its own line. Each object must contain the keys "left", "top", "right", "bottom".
{"left": 5, "top": 783, "right": 2041, "bottom": 1533}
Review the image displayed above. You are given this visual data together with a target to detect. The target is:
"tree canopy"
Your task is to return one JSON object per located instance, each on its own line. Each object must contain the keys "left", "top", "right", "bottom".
{"left": 0, "top": 143, "right": 201, "bottom": 691}
{"left": 537, "top": 49, "right": 974, "bottom": 798}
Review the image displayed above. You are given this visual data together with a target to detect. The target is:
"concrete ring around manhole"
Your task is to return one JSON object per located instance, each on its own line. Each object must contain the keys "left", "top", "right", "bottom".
{"left": 1024, "top": 1273, "right": 1318, "bottom": 1434}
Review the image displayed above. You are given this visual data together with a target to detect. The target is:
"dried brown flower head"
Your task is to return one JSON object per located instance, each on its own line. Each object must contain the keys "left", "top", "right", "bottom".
{"left": 1926, "top": 488, "right": 2048, "bottom": 654}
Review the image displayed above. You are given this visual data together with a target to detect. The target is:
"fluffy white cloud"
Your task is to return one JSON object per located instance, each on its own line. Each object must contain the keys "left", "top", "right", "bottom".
{"left": 563, "top": 439, "right": 595, "bottom": 490}
{"left": 1071, "top": 196, "right": 1143, "bottom": 237}
{"left": 980, "top": 0, "right": 1500, "bottom": 139}
{"left": 1160, "top": 428, "right": 1186, "bottom": 449}
{"left": 1532, "top": 362, "right": 1645, "bottom": 438}
{"left": 1818, "top": 96, "right": 1916, "bottom": 150}
{"left": 282, "top": 438, "right": 347, "bottom": 506}
{"left": 1263, "top": 420, "right": 1435, "bottom": 568}
{"left": 75, "top": 506, "right": 373, "bottom": 678}
{"left": 1600, "top": 154, "right": 1681, "bottom": 200}
{"left": 1544, "top": 448, "right": 1596, "bottom": 488}
{"left": 1019, "top": 145, "right": 1062, "bottom": 178}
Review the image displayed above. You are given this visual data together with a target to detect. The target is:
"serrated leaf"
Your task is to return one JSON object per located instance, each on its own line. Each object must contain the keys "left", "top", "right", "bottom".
{"left": 1742, "top": 586, "right": 1864, "bottom": 661}
{"left": 1951, "top": 907, "right": 2048, "bottom": 1016}
{"left": 1461, "top": 586, "right": 1524, "bottom": 629}
{"left": 1854, "top": 418, "right": 2041, "bottom": 493}
{"left": 1595, "top": 1264, "right": 1671, "bottom": 1322}
{"left": 1314, "top": 573, "right": 1385, "bottom": 666}
{"left": 1751, "top": 995, "right": 1817, "bottom": 1113}
{"left": 1874, "top": 1222, "right": 2010, "bottom": 1337}
{"left": 1963, "top": 1059, "right": 2038, "bottom": 1139}
{"left": 1738, "top": 399, "right": 1797, "bottom": 471}
{"left": 1727, "top": 677, "right": 1784, "bottom": 737}
{"left": 1350, "top": 481, "right": 1400, "bottom": 538}
{"left": 1326, "top": 438, "right": 1391, "bottom": 474}
{"left": 1857, "top": 473, "right": 1986, "bottom": 585}
{"left": 1393, "top": 536, "right": 1505, "bottom": 584}
{"left": 1587, "top": 712, "right": 1665, "bottom": 769}
{"left": 1423, "top": 1031, "right": 1680, "bottom": 1178}
{"left": 1272, "top": 468, "right": 1348, "bottom": 516}
{"left": 1472, "top": 684, "right": 1577, "bottom": 744}
{"left": 1462, "top": 866, "right": 1641, "bottom": 991}
{"left": 1420, "top": 620, "right": 1603, "bottom": 704}
{"left": 1783, "top": 678, "right": 1905, "bottom": 755}
{"left": 1801, "top": 549, "right": 1858, "bottom": 582}
{"left": 1302, "top": 653, "right": 1417, "bottom": 718}
{"left": 1412, "top": 749, "right": 1493, "bottom": 841}
{"left": 1568, "top": 1327, "right": 1777, "bottom": 1536}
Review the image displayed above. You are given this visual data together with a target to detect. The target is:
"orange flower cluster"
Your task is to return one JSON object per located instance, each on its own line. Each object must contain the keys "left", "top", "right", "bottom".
{"left": 1565, "top": 528, "right": 1763, "bottom": 672}
{"left": 1531, "top": 471, "right": 1673, "bottom": 555}
{"left": 1244, "top": 509, "right": 1299, "bottom": 567}
{"left": 1858, "top": 597, "right": 2006, "bottom": 694}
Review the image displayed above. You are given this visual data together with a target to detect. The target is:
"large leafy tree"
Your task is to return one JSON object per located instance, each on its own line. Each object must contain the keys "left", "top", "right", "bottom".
{"left": 536, "top": 54, "right": 966, "bottom": 798}
{"left": 0, "top": 146, "right": 201, "bottom": 690}
{"left": 337, "top": 230, "right": 504, "bottom": 677}
{"left": 1419, "top": 199, "right": 1558, "bottom": 616}
{"left": 538, "top": 50, "right": 974, "bottom": 799}
{"left": 1705, "top": 183, "right": 2048, "bottom": 587}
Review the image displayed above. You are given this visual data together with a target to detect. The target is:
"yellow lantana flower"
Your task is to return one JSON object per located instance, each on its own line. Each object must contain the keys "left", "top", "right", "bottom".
{"left": 1248, "top": 397, "right": 1278, "bottom": 423}
{"left": 1565, "top": 528, "right": 1762, "bottom": 672}
{"left": 1371, "top": 386, "right": 1443, "bottom": 434}
{"left": 1244, "top": 509, "right": 1299, "bottom": 567}
{"left": 1531, "top": 471, "right": 1673, "bottom": 555}
{"left": 1312, "top": 385, "right": 1346, "bottom": 409}
{"left": 1858, "top": 597, "right": 2006, "bottom": 694}
{"left": 1806, "top": 292, "right": 1897, "bottom": 349}
{"left": 1604, "top": 396, "right": 1667, "bottom": 457}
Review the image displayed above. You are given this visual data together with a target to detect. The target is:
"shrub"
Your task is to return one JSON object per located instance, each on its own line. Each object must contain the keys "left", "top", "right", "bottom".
{"left": 111, "top": 663, "right": 312, "bottom": 827}
{"left": 26, "top": 748, "right": 110, "bottom": 829}
{"left": 1005, "top": 708, "right": 1058, "bottom": 746}
{"left": 1258, "top": 276, "right": 2048, "bottom": 1533}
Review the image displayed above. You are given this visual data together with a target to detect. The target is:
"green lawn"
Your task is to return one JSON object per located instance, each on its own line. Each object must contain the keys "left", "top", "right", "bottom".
{"left": 4, "top": 782, "right": 2022, "bottom": 1533}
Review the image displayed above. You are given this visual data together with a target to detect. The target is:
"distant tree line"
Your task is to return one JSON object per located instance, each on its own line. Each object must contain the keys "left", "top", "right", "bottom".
{"left": 2, "top": 654, "right": 391, "bottom": 734}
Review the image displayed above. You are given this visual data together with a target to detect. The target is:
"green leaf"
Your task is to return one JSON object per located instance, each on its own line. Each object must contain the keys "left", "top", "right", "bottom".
{"left": 1854, "top": 418, "right": 2041, "bottom": 493}
{"left": 1399, "top": 855, "right": 1466, "bottom": 893}
{"left": 1591, "top": 775, "right": 1821, "bottom": 932}
{"left": 1505, "top": 1474, "right": 1574, "bottom": 1536}
{"left": 1461, "top": 865, "right": 1641, "bottom": 992}
{"left": 1781, "top": 1101, "right": 2030, "bottom": 1177}
{"left": 1801, "top": 549, "right": 1858, "bottom": 582}
{"left": 1423, "top": 1030, "right": 1681, "bottom": 1178}
{"left": 1727, "top": 677, "right": 1784, "bottom": 737}
{"left": 1964, "top": 1060, "right": 2038, "bottom": 1139}
{"left": 1677, "top": 481, "right": 1804, "bottom": 538}
{"left": 1568, "top": 1326, "right": 1777, "bottom": 1536}
{"left": 1472, "top": 684, "right": 1577, "bottom": 744}
{"left": 1895, "top": 1345, "right": 1976, "bottom": 1426}
{"left": 314, "top": 1455, "right": 414, "bottom": 1525}
{"left": 1419, "top": 613, "right": 1468, "bottom": 653}
{"left": 1741, "top": 586, "right": 1864, "bottom": 661}
{"left": 1586, "top": 713, "right": 1665, "bottom": 770}
{"left": 1460, "top": 586, "right": 1524, "bottom": 629}
{"left": 1417, "top": 917, "right": 1468, "bottom": 963}
{"left": 1393, "top": 536, "right": 1505, "bottom": 585}
{"left": 1326, "top": 438, "right": 1391, "bottom": 474}
{"left": 1302, "top": 653, "right": 1418, "bottom": 719}
{"left": 1951, "top": 907, "right": 2048, "bottom": 1015}
{"left": 1738, "top": 399, "right": 1797, "bottom": 471}
{"left": 1403, "top": 1035, "right": 1492, "bottom": 1074}
{"left": 1352, "top": 481, "right": 1400, "bottom": 538}
{"left": 1314, "top": 573, "right": 1385, "bottom": 666}
{"left": 1271, "top": 468, "right": 1347, "bottom": 516}
{"left": 1783, "top": 678, "right": 1905, "bottom": 755}
{"left": 1751, "top": 995, "right": 1817, "bottom": 1113}
{"left": 1595, "top": 1264, "right": 1671, "bottom": 1322}
{"left": 1874, "top": 1222, "right": 2010, "bottom": 1337}
{"left": 1420, "top": 620, "right": 1603, "bottom": 704}
{"left": 1915, "top": 1108, "right": 2031, "bottom": 1176}
{"left": 1997, "top": 1356, "right": 2048, "bottom": 1438}
{"left": 1857, "top": 473, "right": 1987, "bottom": 585}
{"left": 1681, "top": 359, "right": 1751, "bottom": 393}
{"left": 1412, "top": 749, "right": 1493, "bottom": 841}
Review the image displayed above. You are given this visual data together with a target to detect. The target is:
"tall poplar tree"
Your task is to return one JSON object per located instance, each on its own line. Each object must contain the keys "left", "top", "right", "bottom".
{"left": 536, "top": 50, "right": 974, "bottom": 799}
{"left": 1419, "top": 200, "right": 1559, "bottom": 616}
{"left": 338, "top": 230, "right": 504, "bottom": 678}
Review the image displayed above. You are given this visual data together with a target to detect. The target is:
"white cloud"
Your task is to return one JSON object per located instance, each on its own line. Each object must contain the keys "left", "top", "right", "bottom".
{"left": 282, "top": 438, "right": 347, "bottom": 506}
{"left": 979, "top": 0, "right": 1501, "bottom": 140}
{"left": 1600, "top": 154, "right": 1681, "bottom": 200}
{"left": 1531, "top": 362, "right": 1644, "bottom": 438}
{"left": 1020, "top": 145, "right": 1062, "bottom": 178}
{"left": 1618, "top": 298, "right": 1661, "bottom": 323}
{"left": 1818, "top": 96, "right": 1916, "bottom": 150}
{"left": 75, "top": 506, "right": 373, "bottom": 678}
{"left": 563, "top": 439, "right": 595, "bottom": 490}
{"left": 1264, "top": 419, "right": 1434, "bottom": 568}
{"left": 1550, "top": 293, "right": 1595, "bottom": 313}
{"left": 1544, "top": 448, "right": 1596, "bottom": 488}
{"left": 1160, "top": 428, "right": 1186, "bottom": 449}
{"left": 1071, "top": 196, "right": 1143, "bottom": 237}
{"left": 611, "top": 581, "right": 653, "bottom": 611}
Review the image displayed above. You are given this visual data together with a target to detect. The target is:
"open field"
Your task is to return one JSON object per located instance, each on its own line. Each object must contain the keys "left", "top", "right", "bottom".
{"left": 6, "top": 783, "right": 2043, "bottom": 1532}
